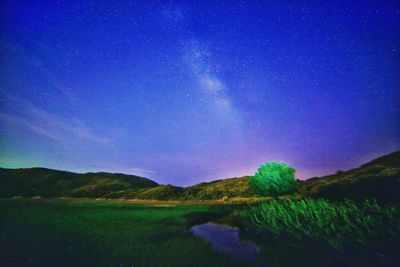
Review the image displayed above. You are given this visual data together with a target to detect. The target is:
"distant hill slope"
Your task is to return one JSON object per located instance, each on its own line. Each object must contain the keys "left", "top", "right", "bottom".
{"left": 106, "top": 176, "right": 254, "bottom": 200}
{"left": 297, "top": 150, "right": 400, "bottom": 202}
{"left": 0, "top": 165, "right": 255, "bottom": 200}
{"left": 182, "top": 176, "right": 254, "bottom": 199}
{"left": 1, "top": 150, "right": 399, "bottom": 201}
{"left": 0, "top": 167, "right": 158, "bottom": 198}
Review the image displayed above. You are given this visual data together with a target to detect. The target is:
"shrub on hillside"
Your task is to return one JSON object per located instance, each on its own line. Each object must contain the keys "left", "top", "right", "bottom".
{"left": 249, "top": 162, "right": 297, "bottom": 196}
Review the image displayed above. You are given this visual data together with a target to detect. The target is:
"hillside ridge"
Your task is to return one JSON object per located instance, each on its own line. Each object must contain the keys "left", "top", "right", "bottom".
{"left": 1, "top": 150, "right": 399, "bottom": 201}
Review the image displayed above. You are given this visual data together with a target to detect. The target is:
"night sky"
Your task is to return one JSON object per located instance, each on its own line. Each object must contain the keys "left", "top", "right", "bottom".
{"left": 1, "top": 1, "right": 399, "bottom": 186}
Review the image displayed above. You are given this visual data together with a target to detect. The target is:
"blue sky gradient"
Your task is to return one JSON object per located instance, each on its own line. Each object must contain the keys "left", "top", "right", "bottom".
{"left": 1, "top": 1, "right": 399, "bottom": 185}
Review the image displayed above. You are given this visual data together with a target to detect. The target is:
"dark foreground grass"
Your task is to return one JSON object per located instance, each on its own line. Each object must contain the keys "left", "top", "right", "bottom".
{"left": 0, "top": 199, "right": 250, "bottom": 267}
{"left": 242, "top": 199, "right": 400, "bottom": 263}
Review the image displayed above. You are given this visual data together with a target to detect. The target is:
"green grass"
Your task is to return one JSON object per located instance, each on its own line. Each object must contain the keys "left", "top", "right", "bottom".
{"left": 0, "top": 199, "right": 251, "bottom": 267}
{"left": 241, "top": 199, "right": 400, "bottom": 257}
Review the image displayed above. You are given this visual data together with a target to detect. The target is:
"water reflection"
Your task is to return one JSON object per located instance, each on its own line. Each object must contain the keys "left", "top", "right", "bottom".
{"left": 191, "top": 222, "right": 268, "bottom": 266}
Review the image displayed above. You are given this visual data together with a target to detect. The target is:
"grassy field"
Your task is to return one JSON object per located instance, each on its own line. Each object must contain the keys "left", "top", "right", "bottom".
{"left": 0, "top": 199, "right": 252, "bottom": 267}
{"left": 1, "top": 198, "right": 399, "bottom": 267}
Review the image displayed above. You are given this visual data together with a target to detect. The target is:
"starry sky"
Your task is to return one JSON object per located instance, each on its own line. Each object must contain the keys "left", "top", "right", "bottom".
{"left": 1, "top": 1, "right": 399, "bottom": 186}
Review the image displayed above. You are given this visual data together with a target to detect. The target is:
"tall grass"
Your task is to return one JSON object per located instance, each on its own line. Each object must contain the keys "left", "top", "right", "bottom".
{"left": 243, "top": 199, "right": 400, "bottom": 251}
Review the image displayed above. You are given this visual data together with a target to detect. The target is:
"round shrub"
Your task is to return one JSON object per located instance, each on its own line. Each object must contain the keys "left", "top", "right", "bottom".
{"left": 249, "top": 162, "right": 297, "bottom": 196}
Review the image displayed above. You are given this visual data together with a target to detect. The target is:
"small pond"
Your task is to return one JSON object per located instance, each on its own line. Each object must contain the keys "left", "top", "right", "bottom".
{"left": 191, "top": 222, "right": 268, "bottom": 266}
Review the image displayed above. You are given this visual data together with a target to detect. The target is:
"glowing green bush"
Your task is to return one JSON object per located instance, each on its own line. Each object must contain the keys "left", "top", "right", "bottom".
{"left": 249, "top": 162, "right": 297, "bottom": 196}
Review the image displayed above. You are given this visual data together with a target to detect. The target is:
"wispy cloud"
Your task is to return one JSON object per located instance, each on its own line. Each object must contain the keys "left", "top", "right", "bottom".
{"left": 1, "top": 41, "right": 82, "bottom": 105}
{"left": 0, "top": 95, "right": 113, "bottom": 146}
{"left": 0, "top": 113, "right": 64, "bottom": 141}
{"left": 129, "top": 168, "right": 155, "bottom": 174}
{"left": 1, "top": 42, "right": 107, "bottom": 146}
{"left": 78, "top": 165, "right": 156, "bottom": 177}
{"left": 107, "top": 167, "right": 156, "bottom": 177}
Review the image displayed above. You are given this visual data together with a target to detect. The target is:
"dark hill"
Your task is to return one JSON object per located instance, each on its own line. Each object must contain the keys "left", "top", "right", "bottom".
{"left": 297, "top": 150, "right": 400, "bottom": 202}
{"left": 0, "top": 165, "right": 255, "bottom": 200}
{"left": 0, "top": 167, "right": 158, "bottom": 198}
